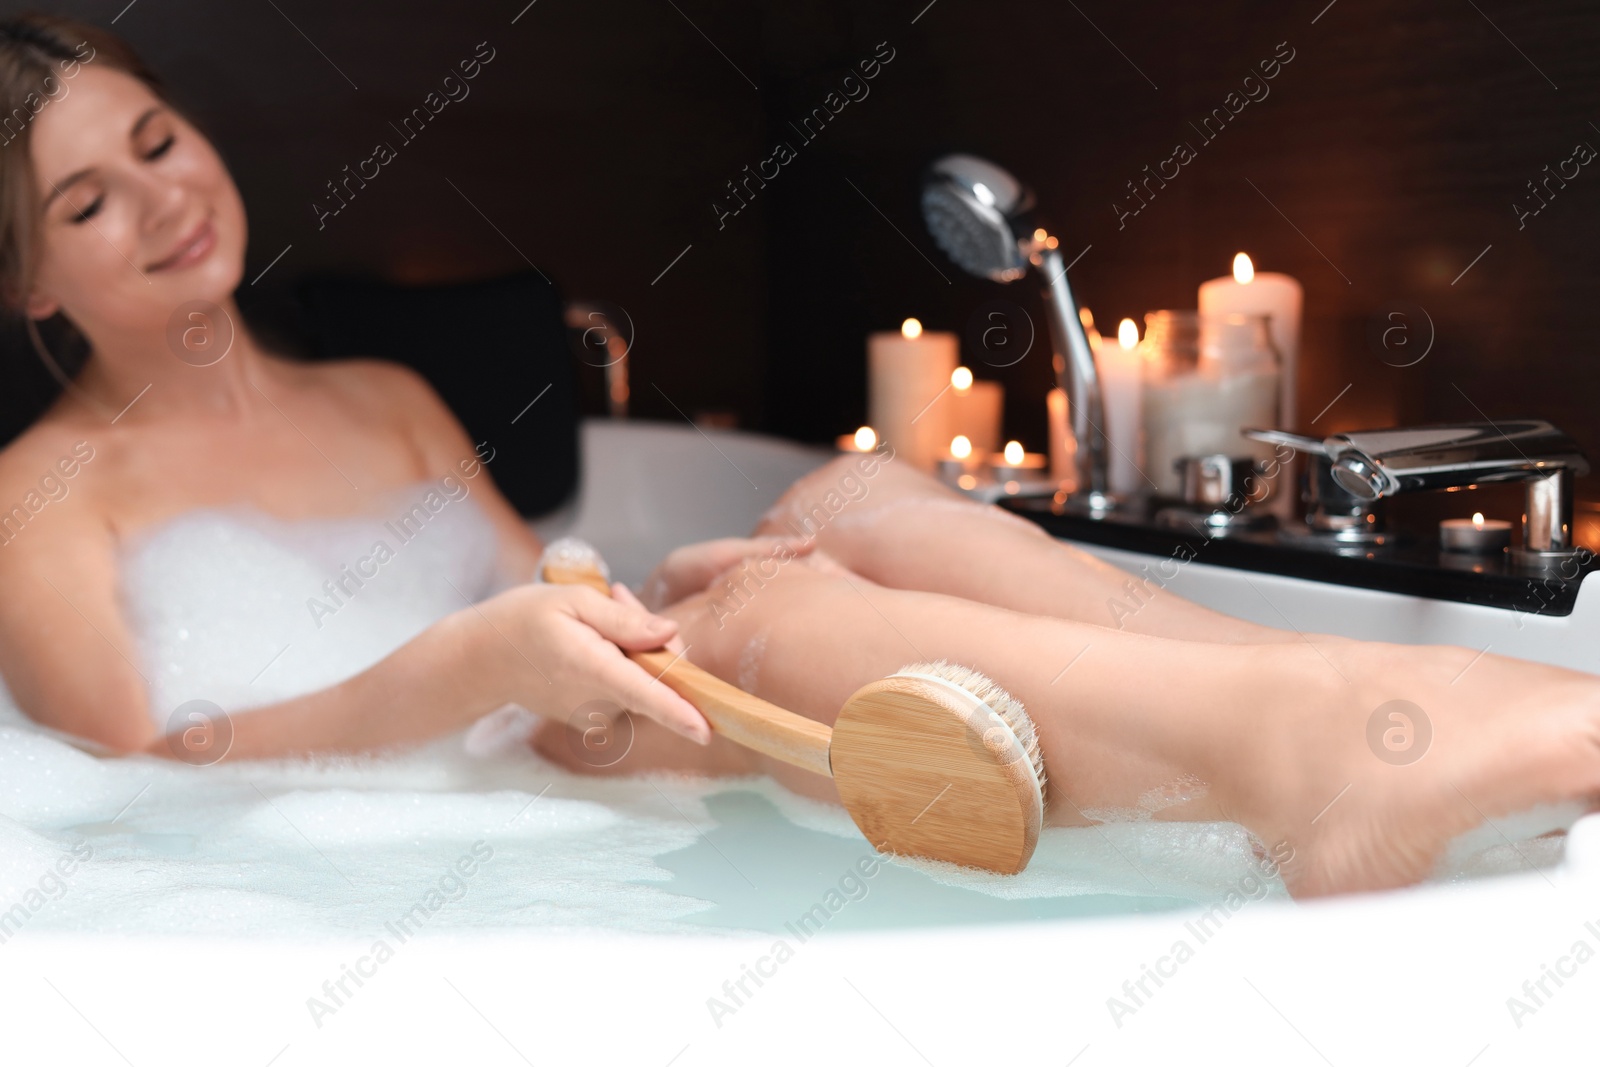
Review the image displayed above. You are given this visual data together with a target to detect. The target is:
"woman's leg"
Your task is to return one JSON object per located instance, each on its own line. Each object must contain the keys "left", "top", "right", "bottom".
{"left": 754, "top": 452, "right": 1299, "bottom": 645}
{"left": 609, "top": 557, "right": 1600, "bottom": 897}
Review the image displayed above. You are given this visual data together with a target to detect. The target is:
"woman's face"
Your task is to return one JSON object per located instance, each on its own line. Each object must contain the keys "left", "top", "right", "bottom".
{"left": 24, "top": 64, "right": 247, "bottom": 337}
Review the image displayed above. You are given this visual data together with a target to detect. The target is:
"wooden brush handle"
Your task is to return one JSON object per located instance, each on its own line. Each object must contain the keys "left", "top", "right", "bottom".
{"left": 543, "top": 562, "right": 833, "bottom": 778}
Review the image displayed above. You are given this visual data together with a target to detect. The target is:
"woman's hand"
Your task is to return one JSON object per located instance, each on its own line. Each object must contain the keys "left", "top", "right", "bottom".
{"left": 638, "top": 536, "right": 814, "bottom": 611}
{"left": 467, "top": 582, "right": 711, "bottom": 744}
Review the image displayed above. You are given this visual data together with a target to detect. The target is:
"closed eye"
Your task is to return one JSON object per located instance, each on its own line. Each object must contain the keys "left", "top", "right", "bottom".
{"left": 69, "top": 196, "right": 105, "bottom": 224}
{"left": 144, "top": 134, "right": 175, "bottom": 161}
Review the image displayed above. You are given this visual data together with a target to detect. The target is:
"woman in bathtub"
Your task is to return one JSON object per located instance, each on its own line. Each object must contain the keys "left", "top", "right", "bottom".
{"left": 0, "top": 13, "right": 1593, "bottom": 899}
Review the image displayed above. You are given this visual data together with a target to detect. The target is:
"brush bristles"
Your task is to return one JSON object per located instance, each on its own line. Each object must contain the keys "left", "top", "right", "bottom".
{"left": 537, "top": 537, "right": 610, "bottom": 583}
{"left": 897, "top": 659, "right": 1047, "bottom": 801}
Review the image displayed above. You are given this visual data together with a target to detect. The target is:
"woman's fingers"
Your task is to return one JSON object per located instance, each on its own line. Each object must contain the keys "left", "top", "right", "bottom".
{"left": 564, "top": 584, "right": 677, "bottom": 652}
{"left": 722, "top": 535, "right": 814, "bottom": 565}
{"left": 640, "top": 537, "right": 808, "bottom": 614}
{"left": 609, "top": 582, "right": 689, "bottom": 654}
{"left": 591, "top": 643, "right": 711, "bottom": 745}
{"left": 610, "top": 581, "right": 651, "bottom": 614}
{"left": 551, "top": 586, "right": 708, "bottom": 742}
{"left": 479, "top": 584, "right": 708, "bottom": 746}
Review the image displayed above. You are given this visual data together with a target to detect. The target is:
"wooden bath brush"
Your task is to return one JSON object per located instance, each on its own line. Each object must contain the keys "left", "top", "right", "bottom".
{"left": 540, "top": 538, "right": 1047, "bottom": 874}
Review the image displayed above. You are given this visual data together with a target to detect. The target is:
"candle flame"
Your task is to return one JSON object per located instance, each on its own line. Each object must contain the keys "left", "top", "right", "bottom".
{"left": 1034, "top": 227, "right": 1049, "bottom": 243}
{"left": 951, "top": 366, "right": 973, "bottom": 391}
{"left": 1078, "top": 307, "right": 1095, "bottom": 329}
{"left": 853, "top": 426, "right": 876, "bottom": 451}
{"left": 950, "top": 435, "right": 972, "bottom": 460}
{"left": 1472, "top": 512, "right": 1485, "bottom": 528}
{"left": 1233, "top": 252, "right": 1255, "bottom": 284}
{"left": 1004, "top": 440, "right": 1025, "bottom": 465}
{"left": 1117, "top": 318, "right": 1139, "bottom": 350}
{"left": 901, "top": 317, "right": 923, "bottom": 340}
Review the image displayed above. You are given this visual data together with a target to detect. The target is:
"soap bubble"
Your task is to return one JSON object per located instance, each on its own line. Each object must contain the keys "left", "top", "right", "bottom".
{"left": 564, "top": 699, "right": 634, "bottom": 768}
{"left": 1365, "top": 301, "right": 1433, "bottom": 368}
{"left": 965, "top": 299, "right": 1034, "bottom": 368}
{"left": 1366, "top": 699, "right": 1431, "bottom": 765}
{"left": 166, "top": 699, "right": 233, "bottom": 766}
{"left": 165, "top": 300, "right": 234, "bottom": 367}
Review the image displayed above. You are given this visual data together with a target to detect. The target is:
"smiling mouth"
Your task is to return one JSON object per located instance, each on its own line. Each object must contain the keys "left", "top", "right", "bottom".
{"left": 147, "top": 218, "right": 216, "bottom": 273}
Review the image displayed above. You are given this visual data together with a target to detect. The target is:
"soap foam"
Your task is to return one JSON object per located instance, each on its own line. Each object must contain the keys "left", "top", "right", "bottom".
{"left": 736, "top": 625, "right": 770, "bottom": 694}
{"left": 1081, "top": 774, "right": 1212, "bottom": 824}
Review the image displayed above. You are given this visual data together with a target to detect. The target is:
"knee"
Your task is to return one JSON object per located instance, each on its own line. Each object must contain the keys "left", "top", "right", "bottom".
{"left": 674, "top": 553, "right": 835, "bottom": 674}
{"left": 755, "top": 454, "right": 858, "bottom": 537}
{"left": 755, "top": 449, "right": 946, "bottom": 540}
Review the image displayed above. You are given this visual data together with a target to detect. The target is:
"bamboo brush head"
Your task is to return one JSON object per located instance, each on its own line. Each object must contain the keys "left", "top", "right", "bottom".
{"left": 829, "top": 659, "right": 1046, "bottom": 875}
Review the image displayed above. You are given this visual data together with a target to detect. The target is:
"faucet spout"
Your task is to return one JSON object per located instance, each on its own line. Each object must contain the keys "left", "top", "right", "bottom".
{"left": 1321, "top": 420, "right": 1589, "bottom": 566}
{"left": 1323, "top": 421, "right": 1588, "bottom": 499}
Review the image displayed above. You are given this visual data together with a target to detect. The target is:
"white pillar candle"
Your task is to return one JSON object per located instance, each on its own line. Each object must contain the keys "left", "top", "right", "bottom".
{"left": 868, "top": 318, "right": 958, "bottom": 472}
{"left": 945, "top": 366, "right": 1004, "bottom": 457}
{"left": 1047, "top": 387, "right": 1076, "bottom": 491}
{"left": 1099, "top": 318, "right": 1145, "bottom": 497}
{"left": 1198, "top": 253, "right": 1302, "bottom": 429}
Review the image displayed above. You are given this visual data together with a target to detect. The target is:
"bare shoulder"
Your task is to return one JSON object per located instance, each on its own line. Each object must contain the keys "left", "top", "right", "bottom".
{"left": 0, "top": 418, "right": 105, "bottom": 520}
{"left": 310, "top": 357, "right": 475, "bottom": 467}
{"left": 309, "top": 357, "right": 452, "bottom": 420}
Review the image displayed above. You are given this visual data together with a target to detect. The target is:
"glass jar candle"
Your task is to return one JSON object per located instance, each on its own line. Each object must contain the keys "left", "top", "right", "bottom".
{"left": 1141, "top": 311, "right": 1280, "bottom": 499}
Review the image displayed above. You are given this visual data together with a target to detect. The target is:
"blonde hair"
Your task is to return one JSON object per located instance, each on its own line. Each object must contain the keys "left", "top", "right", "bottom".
{"left": 0, "top": 15, "right": 171, "bottom": 399}
{"left": 0, "top": 13, "right": 165, "bottom": 313}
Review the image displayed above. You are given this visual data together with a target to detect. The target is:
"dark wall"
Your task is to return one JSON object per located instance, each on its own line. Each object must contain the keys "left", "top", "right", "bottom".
{"left": 8, "top": 1, "right": 1600, "bottom": 494}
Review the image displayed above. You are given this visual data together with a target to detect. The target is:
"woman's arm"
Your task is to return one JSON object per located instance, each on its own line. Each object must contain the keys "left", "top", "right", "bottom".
{"left": 0, "top": 444, "right": 155, "bottom": 752}
{"left": 0, "top": 436, "right": 708, "bottom": 756}
{"left": 169, "top": 580, "right": 711, "bottom": 759}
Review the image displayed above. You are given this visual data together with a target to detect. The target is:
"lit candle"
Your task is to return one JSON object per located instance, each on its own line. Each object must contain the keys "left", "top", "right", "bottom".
{"left": 835, "top": 425, "right": 878, "bottom": 453}
{"left": 1440, "top": 512, "right": 1512, "bottom": 554}
{"left": 1098, "top": 318, "right": 1145, "bottom": 497}
{"left": 989, "top": 439, "right": 1048, "bottom": 482}
{"left": 1198, "top": 253, "right": 1303, "bottom": 427}
{"left": 868, "top": 318, "right": 959, "bottom": 472}
{"left": 945, "top": 366, "right": 1004, "bottom": 456}
{"left": 935, "top": 433, "right": 980, "bottom": 484}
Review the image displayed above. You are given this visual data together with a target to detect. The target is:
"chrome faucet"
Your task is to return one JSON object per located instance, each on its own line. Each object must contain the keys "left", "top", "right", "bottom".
{"left": 1244, "top": 428, "right": 1384, "bottom": 543}
{"left": 1251, "top": 421, "right": 1589, "bottom": 569}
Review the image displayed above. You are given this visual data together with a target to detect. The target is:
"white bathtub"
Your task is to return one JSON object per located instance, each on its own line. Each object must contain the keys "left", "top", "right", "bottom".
{"left": 3, "top": 419, "right": 1594, "bottom": 1065}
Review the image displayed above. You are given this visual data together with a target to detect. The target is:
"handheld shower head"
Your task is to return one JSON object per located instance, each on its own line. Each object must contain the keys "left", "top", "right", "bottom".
{"left": 920, "top": 154, "right": 1035, "bottom": 281}
{"left": 919, "top": 154, "right": 1114, "bottom": 511}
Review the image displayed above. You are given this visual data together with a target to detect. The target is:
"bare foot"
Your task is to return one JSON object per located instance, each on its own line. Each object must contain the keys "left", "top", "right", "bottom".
{"left": 1220, "top": 639, "right": 1600, "bottom": 896}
